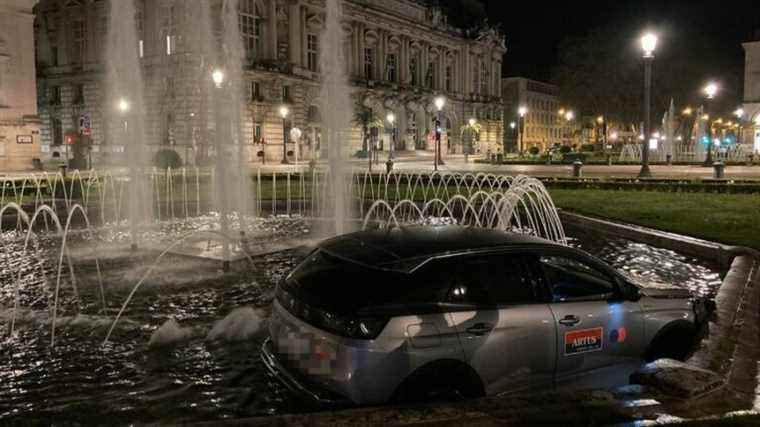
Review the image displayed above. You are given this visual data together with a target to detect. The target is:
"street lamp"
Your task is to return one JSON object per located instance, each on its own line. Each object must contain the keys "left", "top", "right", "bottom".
{"left": 118, "top": 96, "right": 137, "bottom": 250}
{"left": 279, "top": 105, "right": 290, "bottom": 165}
{"left": 735, "top": 108, "right": 745, "bottom": 145}
{"left": 434, "top": 96, "right": 446, "bottom": 170}
{"left": 702, "top": 82, "right": 718, "bottom": 166}
{"left": 386, "top": 112, "right": 396, "bottom": 172}
{"left": 212, "top": 69, "right": 225, "bottom": 88}
{"left": 639, "top": 32, "right": 658, "bottom": 178}
{"left": 518, "top": 106, "right": 528, "bottom": 154}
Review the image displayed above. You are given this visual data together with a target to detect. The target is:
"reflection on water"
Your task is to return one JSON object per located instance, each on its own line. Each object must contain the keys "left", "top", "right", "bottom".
{"left": 0, "top": 226, "right": 723, "bottom": 424}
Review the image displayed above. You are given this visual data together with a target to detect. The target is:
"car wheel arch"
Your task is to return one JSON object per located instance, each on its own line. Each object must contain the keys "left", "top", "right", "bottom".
{"left": 391, "top": 358, "right": 485, "bottom": 402}
{"left": 644, "top": 319, "right": 696, "bottom": 362}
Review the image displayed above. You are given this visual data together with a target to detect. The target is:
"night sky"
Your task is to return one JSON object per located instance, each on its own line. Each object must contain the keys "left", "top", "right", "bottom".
{"left": 481, "top": 0, "right": 760, "bottom": 102}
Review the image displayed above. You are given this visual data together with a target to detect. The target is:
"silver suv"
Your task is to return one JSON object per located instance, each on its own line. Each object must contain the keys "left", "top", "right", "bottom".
{"left": 262, "top": 226, "right": 708, "bottom": 405}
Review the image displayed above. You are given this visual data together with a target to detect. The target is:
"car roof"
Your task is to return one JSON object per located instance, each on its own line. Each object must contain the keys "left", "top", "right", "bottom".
{"left": 318, "top": 225, "right": 562, "bottom": 270}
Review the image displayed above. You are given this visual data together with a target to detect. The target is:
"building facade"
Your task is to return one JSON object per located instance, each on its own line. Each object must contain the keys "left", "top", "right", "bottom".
{"left": 742, "top": 33, "right": 760, "bottom": 154}
{"left": 502, "top": 77, "right": 561, "bottom": 153}
{"left": 0, "top": 0, "right": 42, "bottom": 171}
{"left": 34, "top": 0, "right": 506, "bottom": 167}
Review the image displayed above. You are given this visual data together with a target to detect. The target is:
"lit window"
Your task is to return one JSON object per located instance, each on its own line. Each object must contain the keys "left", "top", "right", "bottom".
{"left": 364, "top": 48, "right": 374, "bottom": 80}
{"left": 307, "top": 34, "right": 318, "bottom": 72}
{"left": 139, "top": 40, "right": 144, "bottom": 58}
{"left": 239, "top": 0, "right": 262, "bottom": 59}
{"left": 166, "top": 35, "right": 176, "bottom": 55}
{"left": 386, "top": 53, "right": 397, "bottom": 82}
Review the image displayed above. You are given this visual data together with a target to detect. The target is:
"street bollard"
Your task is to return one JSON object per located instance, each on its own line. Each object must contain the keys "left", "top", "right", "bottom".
{"left": 385, "top": 159, "right": 394, "bottom": 174}
{"left": 59, "top": 164, "right": 68, "bottom": 178}
{"left": 572, "top": 160, "right": 583, "bottom": 178}
{"left": 713, "top": 161, "right": 725, "bottom": 179}
{"left": 545, "top": 156, "right": 552, "bottom": 165}
{"left": 666, "top": 154, "right": 672, "bottom": 166}
{"left": 607, "top": 155, "right": 613, "bottom": 166}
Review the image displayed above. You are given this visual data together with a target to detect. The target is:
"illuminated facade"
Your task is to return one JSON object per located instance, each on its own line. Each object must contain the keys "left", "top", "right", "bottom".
{"left": 34, "top": 0, "right": 505, "bottom": 166}
{"left": 742, "top": 35, "right": 760, "bottom": 154}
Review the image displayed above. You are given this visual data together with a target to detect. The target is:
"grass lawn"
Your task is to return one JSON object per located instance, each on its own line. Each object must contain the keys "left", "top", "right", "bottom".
{"left": 548, "top": 189, "right": 760, "bottom": 250}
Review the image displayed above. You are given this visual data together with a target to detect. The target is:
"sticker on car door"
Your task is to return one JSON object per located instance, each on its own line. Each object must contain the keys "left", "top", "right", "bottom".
{"left": 564, "top": 327, "right": 604, "bottom": 355}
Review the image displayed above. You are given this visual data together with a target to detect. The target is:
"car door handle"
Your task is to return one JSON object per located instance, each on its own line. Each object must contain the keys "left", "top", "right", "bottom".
{"left": 466, "top": 323, "right": 494, "bottom": 336}
{"left": 559, "top": 315, "right": 581, "bottom": 326}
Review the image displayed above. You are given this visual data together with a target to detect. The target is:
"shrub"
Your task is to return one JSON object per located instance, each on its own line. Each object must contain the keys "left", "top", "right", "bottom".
{"left": 354, "top": 149, "right": 369, "bottom": 159}
{"left": 559, "top": 145, "right": 572, "bottom": 154}
{"left": 154, "top": 149, "right": 182, "bottom": 169}
{"left": 581, "top": 144, "right": 595, "bottom": 152}
{"left": 529, "top": 146, "right": 540, "bottom": 156}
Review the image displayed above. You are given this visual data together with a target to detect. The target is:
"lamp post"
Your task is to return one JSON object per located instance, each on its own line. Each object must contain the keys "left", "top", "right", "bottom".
{"left": 386, "top": 112, "right": 396, "bottom": 173}
{"left": 564, "top": 110, "right": 575, "bottom": 146}
{"left": 703, "top": 82, "right": 718, "bottom": 167}
{"left": 639, "top": 32, "right": 657, "bottom": 178}
{"left": 735, "top": 108, "right": 745, "bottom": 147}
{"left": 518, "top": 106, "right": 528, "bottom": 154}
{"left": 434, "top": 96, "right": 446, "bottom": 170}
{"left": 290, "top": 127, "right": 302, "bottom": 164}
{"left": 280, "top": 105, "right": 290, "bottom": 165}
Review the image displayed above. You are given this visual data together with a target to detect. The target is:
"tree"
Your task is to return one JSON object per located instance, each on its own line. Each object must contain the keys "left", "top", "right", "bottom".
{"left": 460, "top": 121, "right": 482, "bottom": 162}
{"left": 352, "top": 101, "right": 385, "bottom": 169}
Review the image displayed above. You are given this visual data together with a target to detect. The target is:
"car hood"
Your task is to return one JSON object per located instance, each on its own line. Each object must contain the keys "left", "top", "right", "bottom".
{"left": 638, "top": 286, "right": 692, "bottom": 299}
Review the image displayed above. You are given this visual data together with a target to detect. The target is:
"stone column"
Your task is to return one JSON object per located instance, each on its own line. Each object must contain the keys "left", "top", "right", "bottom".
{"left": 288, "top": 2, "right": 301, "bottom": 67}
{"left": 378, "top": 31, "right": 386, "bottom": 82}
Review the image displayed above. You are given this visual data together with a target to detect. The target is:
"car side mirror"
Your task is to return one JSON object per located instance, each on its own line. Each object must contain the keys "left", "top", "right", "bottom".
{"left": 618, "top": 280, "right": 641, "bottom": 302}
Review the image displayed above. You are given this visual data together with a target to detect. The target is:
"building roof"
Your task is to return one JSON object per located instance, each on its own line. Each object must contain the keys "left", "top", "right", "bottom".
{"left": 318, "top": 225, "right": 556, "bottom": 270}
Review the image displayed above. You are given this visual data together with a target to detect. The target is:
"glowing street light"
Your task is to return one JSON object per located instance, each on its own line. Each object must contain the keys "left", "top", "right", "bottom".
{"left": 212, "top": 69, "right": 225, "bottom": 88}
{"left": 639, "top": 31, "right": 658, "bottom": 178}
{"left": 704, "top": 82, "right": 718, "bottom": 100}
{"left": 641, "top": 33, "right": 658, "bottom": 59}
{"left": 518, "top": 106, "right": 528, "bottom": 117}
{"left": 516, "top": 106, "right": 528, "bottom": 154}
{"left": 509, "top": 122, "right": 516, "bottom": 129}
{"left": 682, "top": 107, "right": 693, "bottom": 116}
{"left": 565, "top": 111, "right": 575, "bottom": 121}
{"left": 118, "top": 98, "right": 130, "bottom": 114}
{"left": 469, "top": 117, "right": 477, "bottom": 127}
{"left": 735, "top": 108, "right": 745, "bottom": 119}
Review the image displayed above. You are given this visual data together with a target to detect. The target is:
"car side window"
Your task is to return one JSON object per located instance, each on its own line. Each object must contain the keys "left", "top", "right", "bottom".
{"left": 540, "top": 255, "right": 616, "bottom": 302}
{"left": 447, "top": 254, "right": 545, "bottom": 306}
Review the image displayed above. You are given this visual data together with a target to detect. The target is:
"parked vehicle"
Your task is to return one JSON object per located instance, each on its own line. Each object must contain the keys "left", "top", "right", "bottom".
{"left": 262, "top": 226, "right": 709, "bottom": 405}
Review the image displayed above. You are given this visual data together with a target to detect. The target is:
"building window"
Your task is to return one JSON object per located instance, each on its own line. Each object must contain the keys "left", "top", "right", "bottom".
{"left": 52, "top": 118, "right": 63, "bottom": 146}
{"left": 479, "top": 61, "right": 488, "bottom": 94}
{"left": 139, "top": 40, "right": 144, "bottom": 58}
{"left": 73, "top": 84, "right": 85, "bottom": 105}
{"left": 282, "top": 85, "right": 291, "bottom": 102}
{"left": 72, "top": 19, "right": 86, "bottom": 64}
{"left": 364, "top": 48, "right": 374, "bottom": 80}
{"left": 166, "top": 35, "right": 176, "bottom": 55}
{"left": 445, "top": 65, "right": 452, "bottom": 92}
{"left": 307, "top": 34, "right": 318, "bottom": 72}
{"left": 254, "top": 124, "right": 262, "bottom": 142}
{"left": 426, "top": 61, "right": 435, "bottom": 88}
{"left": 49, "top": 86, "right": 61, "bottom": 105}
{"left": 386, "top": 53, "right": 397, "bottom": 82}
{"left": 250, "top": 81, "right": 261, "bottom": 101}
{"left": 239, "top": 0, "right": 262, "bottom": 59}
{"left": 409, "top": 57, "right": 418, "bottom": 86}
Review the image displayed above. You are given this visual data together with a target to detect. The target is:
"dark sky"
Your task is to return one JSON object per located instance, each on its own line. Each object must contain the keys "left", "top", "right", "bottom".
{"left": 481, "top": 0, "right": 760, "bottom": 101}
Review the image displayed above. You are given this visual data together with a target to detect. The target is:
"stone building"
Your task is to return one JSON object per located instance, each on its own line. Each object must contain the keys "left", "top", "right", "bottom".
{"left": 34, "top": 0, "right": 506, "bottom": 167}
{"left": 0, "top": 0, "right": 42, "bottom": 171}
{"left": 742, "top": 32, "right": 760, "bottom": 154}
{"left": 501, "top": 77, "right": 561, "bottom": 153}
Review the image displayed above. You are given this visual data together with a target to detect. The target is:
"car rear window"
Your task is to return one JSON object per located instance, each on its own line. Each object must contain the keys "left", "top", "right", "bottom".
{"left": 282, "top": 250, "right": 435, "bottom": 315}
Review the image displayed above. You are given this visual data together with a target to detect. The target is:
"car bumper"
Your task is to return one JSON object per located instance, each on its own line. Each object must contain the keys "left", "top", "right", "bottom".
{"left": 260, "top": 337, "right": 353, "bottom": 407}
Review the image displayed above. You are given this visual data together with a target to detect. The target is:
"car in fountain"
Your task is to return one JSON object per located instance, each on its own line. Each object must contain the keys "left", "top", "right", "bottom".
{"left": 261, "top": 225, "right": 710, "bottom": 405}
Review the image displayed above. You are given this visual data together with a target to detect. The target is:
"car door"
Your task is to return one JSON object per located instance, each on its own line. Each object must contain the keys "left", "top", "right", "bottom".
{"left": 443, "top": 252, "right": 557, "bottom": 395}
{"left": 540, "top": 251, "right": 644, "bottom": 383}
